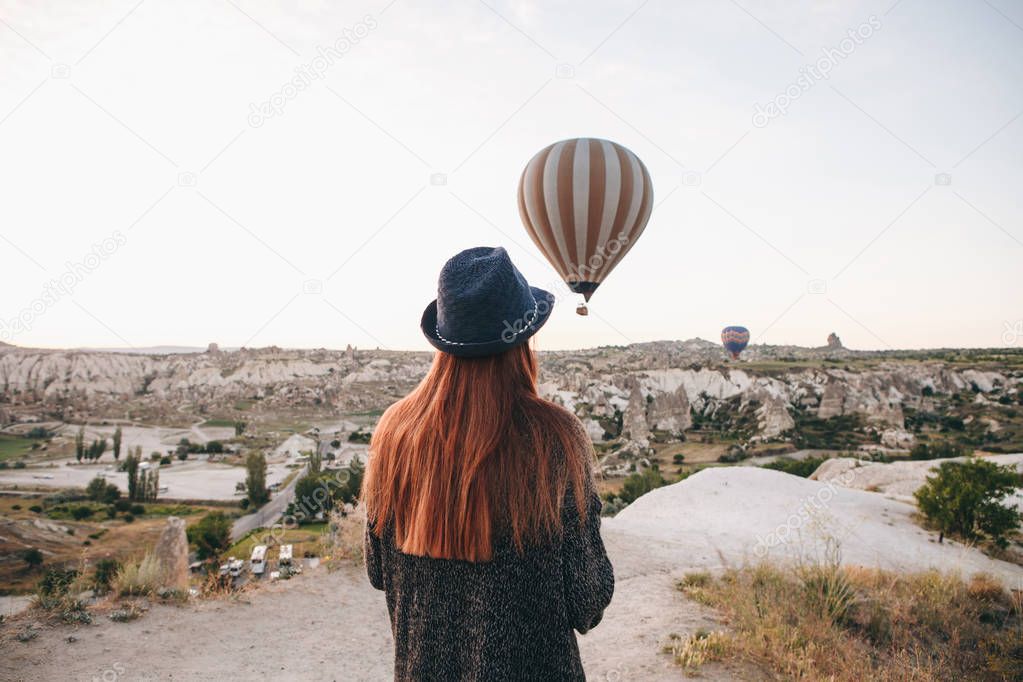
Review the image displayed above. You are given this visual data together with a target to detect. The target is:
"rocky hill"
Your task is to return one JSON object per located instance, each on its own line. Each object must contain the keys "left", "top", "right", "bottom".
{"left": 2, "top": 341, "right": 1021, "bottom": 462}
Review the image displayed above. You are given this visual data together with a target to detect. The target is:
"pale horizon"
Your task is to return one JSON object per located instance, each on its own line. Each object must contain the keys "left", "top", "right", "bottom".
{"left": 2, "top": 0, "right": 1021, "bottom": 353}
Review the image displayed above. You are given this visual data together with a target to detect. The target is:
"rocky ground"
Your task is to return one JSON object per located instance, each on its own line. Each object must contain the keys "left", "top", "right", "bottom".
{"left": 1, "top": 523, "right": 760, "bottom": 682}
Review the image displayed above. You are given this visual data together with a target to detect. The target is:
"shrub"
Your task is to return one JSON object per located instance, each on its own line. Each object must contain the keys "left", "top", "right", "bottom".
{"left": 86, "top": 476, "right": 121, "bottom": 503}
{"left": 910, "top": 441, "right": 966, "bottom": 460}
{"left": 114, "top": 499, "right": 132, "bottom": 512}
{"left": 29, "top": 505, "right": 42, "bottom": 514}
{"left": 70, "top": 505, "right": 94, "bottom": 520}
{"left": 36, "top": 567, "right": 77, "bottom": 597}
{"left": 678, "top": 571, "right": 712, "bottom": 589}
{"left": 915, "top": 459, "right": 1022, "bottom": 548}
{"left": 93, "top": 558, "right": 119, "bottom": 593}
{"left": 13, "top": 461, "right": 26, "bottom": 469}
{"left": 123, "top": 514, "right": 135, "bottom": 523}
{"left": 761, "top": 456, "right": 826, "bottom": 478}
{"left": 33, "top": 566, "right": 91, "bottom": 623}
{"left": 664, "top": 629, "right": 731, "bottom": 672}
{"left": 672, "top": 453, "right": 685, "bottom": 464}
{"left": 717, "top": 445, "right": 748, "bottom": 463}
{"left": 619, "top": 468, "right": 667, "bottom": 504}
{"left": 22, "top": 547, "right": 44, "bottom": 569}
{"left": 109, "top": 604, "right": 144, "bottom": 622}
{"left": 130, "top": 504, "right": 145, "bottom": 515}
{"left": 600, "top": 496, "right": 627, "bottom": 517}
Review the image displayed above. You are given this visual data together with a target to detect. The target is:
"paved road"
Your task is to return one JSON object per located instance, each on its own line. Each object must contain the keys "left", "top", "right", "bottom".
{"left": 231, "top": 463, "right": 307, "bottom": 542}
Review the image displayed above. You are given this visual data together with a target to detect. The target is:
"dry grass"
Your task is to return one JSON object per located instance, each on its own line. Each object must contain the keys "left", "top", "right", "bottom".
{"left": 677, "top": 562, "right": 1023, "bottom": 681}
{"left": 112, "top": 553, "right": 164, "bottom": 597}
{"left": 664, "top": 628, "right": 731, "bottom": 672}
{"left": 323, "top": 506, "right": 366, "bottom": 568}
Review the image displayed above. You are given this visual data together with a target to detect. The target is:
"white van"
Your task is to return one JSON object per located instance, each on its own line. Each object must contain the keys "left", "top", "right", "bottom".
{"left": 228, "top": 557, "right": 244, "bottom": 577}
{"left": 250, "top": 545, "right": 268, "bottom": 576}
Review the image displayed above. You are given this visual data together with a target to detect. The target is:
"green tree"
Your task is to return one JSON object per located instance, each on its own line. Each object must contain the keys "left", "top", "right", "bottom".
{"left": 75, "top": 425, "right": 85, "bottom": 462}
{"left": 112, "top": 426, "right": 122, "bottom": 461}
{"left": 187, "top": 512, "right": 232, "bottom": 562}
{"left": 137, "top": 466, "right": 160, "bottom": 502}
{"left": 915, "top": 459, "right": 1022, "bottom": 548}
{"left": 245, "top": 452, "right": 269, "bottom": 507}
{"left": 176, "top": 438, "right": 190, "bottom": 461}
{"left": 294, "top": 474, "right": 331, "bottom": 521}
{"left": 341, "top": 457, "right": 364, "bottom": 504}
{"left": 124, "top": 447, "right": 141, "bottom": 501}
{"left": 86, "top": 475, "right": 107, "bottom": 501}
{"left": 87, "top": 438, "right": 107, "bottom": 461}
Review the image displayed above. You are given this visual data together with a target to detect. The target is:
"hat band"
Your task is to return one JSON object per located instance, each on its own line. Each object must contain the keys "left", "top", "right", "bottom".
{"left": 435, "top": 297, "right": 539, "bottom": 347}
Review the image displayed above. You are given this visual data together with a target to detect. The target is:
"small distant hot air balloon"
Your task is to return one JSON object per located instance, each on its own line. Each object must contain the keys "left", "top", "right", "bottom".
{"left": 518, "top": 138, "right": 653, "bottom": 315}
{"left": 721, "top": 326, "right": 750, "bottom": 359}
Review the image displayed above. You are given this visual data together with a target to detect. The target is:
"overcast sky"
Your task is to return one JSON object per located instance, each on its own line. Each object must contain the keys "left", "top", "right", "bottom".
{"left": 1, "top": 0, "right": 1021, "bottom": 352}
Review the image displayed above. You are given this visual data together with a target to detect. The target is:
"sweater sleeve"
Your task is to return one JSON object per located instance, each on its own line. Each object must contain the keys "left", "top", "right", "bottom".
{"left": 561, "top": 489, "right": 615, "bottom": 634}
{"left": 364, "top": 522, "right": 384, "bottom": 591}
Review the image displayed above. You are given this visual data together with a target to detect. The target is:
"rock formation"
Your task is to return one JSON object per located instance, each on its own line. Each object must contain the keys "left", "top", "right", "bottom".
{"left": 0, "top": 340, "right": 1017, "bottom": 451}
{"left": 827, "top": 332, "right": 843, "bottom": 349}
{"left": 153, "top": 516, "right": 190, "bottom": 592}
{"left": 622, "top": 378, "right": 651, "bottom": 446}
{"left": 646, "top": 384, "right": 692, "bottom": 435}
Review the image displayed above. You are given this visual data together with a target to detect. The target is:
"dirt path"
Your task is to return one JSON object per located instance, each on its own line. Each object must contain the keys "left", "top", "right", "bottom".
{"left": 2, "top": 528, "right": 755, "bottom": 681}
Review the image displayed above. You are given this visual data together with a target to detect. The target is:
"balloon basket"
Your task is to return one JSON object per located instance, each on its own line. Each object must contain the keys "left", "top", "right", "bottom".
{"left": 575, "top": 303, "right": 589, "bottom": 316}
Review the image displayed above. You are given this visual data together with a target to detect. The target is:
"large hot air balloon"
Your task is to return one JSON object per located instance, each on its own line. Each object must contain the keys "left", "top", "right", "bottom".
{"left": 518, "top": 138, "right": 653, "bottom": 315}
{"left": 721, "top": 326, "right": 750, "bottom": 359}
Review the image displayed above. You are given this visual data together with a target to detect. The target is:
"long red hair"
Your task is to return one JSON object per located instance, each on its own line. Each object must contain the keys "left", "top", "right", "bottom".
{"left": 361, "top": 343, "right": 591, "bottom": 562}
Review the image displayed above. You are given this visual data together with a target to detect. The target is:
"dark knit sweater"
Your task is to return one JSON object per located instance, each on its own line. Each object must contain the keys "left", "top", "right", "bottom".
{"left": 365, "top": 490, "right": 614, "bottom": 681}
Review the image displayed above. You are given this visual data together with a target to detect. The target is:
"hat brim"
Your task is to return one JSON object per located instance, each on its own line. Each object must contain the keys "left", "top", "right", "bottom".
{"left": 420, "top": 287, "right": 555, "bottom": 358}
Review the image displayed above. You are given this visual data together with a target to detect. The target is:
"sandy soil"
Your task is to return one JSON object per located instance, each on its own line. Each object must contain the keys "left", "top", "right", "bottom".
{"left": 1, "top": 528, "right": 759, "bottom": 682}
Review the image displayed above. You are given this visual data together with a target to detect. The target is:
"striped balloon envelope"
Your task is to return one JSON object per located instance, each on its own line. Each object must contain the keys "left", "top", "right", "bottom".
{"left": 721, "top": 326, "right": 750, "bottom": 359}
{"left": 517, "top": 138, "right": 653, "bottom": 305}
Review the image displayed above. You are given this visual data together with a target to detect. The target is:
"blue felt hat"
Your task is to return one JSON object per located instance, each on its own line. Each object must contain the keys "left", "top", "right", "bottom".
{"left": 421, "top": 247, "right": 555, "bottom": 358}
